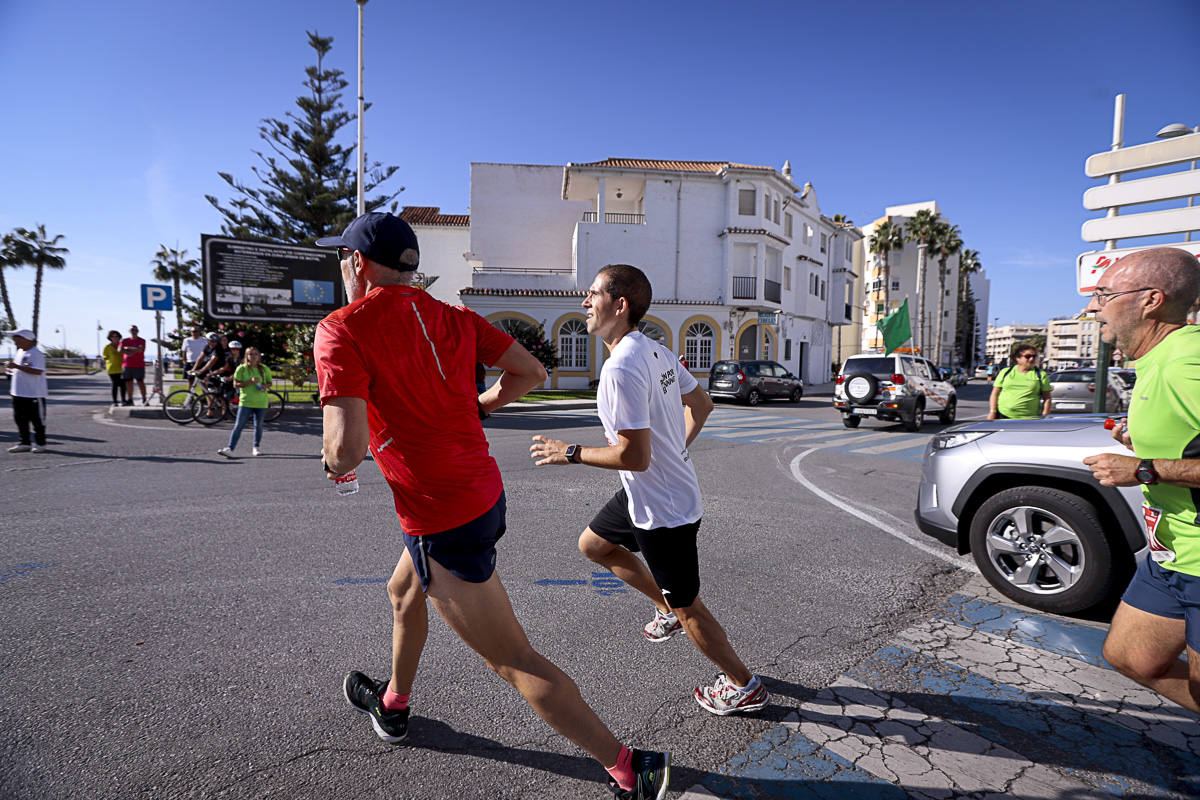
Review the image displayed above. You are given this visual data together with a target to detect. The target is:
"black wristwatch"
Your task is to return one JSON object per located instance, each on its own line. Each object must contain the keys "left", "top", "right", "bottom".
{"left": 1135, "top": 459, "right": 1159, "bottom": 485}
{"left": 565, "top": 444, "right": 582, "bottom": 464}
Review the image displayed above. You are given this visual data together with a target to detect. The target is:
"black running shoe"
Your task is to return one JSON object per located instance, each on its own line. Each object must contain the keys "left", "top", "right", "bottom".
{"left": 606, "top": 749, "right": 670, "bottom": 800}
{"left": 342, "top": 671, "right": 409, "bottom": 744}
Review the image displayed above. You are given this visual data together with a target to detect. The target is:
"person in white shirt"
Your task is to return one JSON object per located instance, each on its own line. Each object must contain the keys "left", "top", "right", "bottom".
{"left": 531, "top": 264, "right": 769, "bottom": 716}
{"left": 181, "top": 326, "right": 209, "bottom": 391}
{"left": 4, "top": 328, "right": 48, "bottom": 453}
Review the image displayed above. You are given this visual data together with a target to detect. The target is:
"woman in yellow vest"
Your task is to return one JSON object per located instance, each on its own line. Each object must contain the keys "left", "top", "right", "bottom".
{"left": 101, "top": 330, "right": 127, "bottom": 406}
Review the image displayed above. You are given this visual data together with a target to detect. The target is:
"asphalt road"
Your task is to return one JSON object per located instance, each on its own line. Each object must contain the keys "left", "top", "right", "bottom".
{"left": 2, "top": 376, "right": 1193, "bottom": 799}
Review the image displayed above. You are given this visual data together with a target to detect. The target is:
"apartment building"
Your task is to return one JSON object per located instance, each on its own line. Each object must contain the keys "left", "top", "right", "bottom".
{"left": 1045, "top": 316, "right": 1102, "bottom": 369}
{"left": 457, "top": 159, "right": 862, "bottom": 388}
{"left": 985, "top": 323, "right": 1049, "bottom": 366}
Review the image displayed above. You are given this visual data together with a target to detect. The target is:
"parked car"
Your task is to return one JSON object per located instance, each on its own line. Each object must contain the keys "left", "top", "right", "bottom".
{"left": 833, "top": 352, "right": 956, "bottom": 431}
{"left": 942, "top": 366, "right": 968, "bottom": 387}
{"left": 974, "top": 365, "right": 989, "bottom": 379}
{"left": 1046, "top": 369, "right": 1124, "bottom": 413}
{"left": 915, "top": 415, "right": 1145, "bottom": 613}
{"left": 708, "top": 360, "right": 803, "bottom": 405}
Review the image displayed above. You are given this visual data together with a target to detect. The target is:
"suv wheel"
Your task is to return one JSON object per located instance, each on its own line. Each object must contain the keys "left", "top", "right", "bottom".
{"left": 968, "top": 486, "right": 1116, "bottom": 614}
{"left": 790, "top": 387, "right": 803, "bottom": 403}
{"left": 937, "top": 398, "right": 957, "bottom": 425}
{"left": 746, "top": 388, "right": 761, "bottom": 406}
{"left": 842, "top": 414, "right": 860, "bottom": 428}
{"left": 901, "top": 401, "right": 922, "bottom": 432}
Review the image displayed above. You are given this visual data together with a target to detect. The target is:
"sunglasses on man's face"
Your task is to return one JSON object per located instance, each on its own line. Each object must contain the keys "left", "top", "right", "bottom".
{"left": 338, "top": 247, "right": 354, "bottom": 261}
{"left": 1018, "top": 353, "right": 1037, "bottom": 359}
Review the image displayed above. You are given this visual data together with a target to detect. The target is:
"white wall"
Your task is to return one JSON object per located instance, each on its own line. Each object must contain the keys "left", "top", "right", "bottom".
{"left": 411, "top": 225, "right": 471, "bottom": 306}
{"left": 469, "top": 163, "right": 589, "bottom": 271}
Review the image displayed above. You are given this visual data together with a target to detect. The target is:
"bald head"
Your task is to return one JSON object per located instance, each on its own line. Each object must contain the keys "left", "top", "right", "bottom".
{"left": 1115, "top": 247, "right": 1200, "bottom": 321}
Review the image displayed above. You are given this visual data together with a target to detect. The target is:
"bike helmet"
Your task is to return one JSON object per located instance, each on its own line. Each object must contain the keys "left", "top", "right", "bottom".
{"left": 206, "top": 332, "right": 220, "bottom": 342}
{"left": 228, "top": 340, "right": 243, "bottom": 349}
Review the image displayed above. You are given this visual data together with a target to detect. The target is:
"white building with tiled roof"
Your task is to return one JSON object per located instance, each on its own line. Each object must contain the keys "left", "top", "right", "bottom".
{"left": 456, "top": 159, "right": 862, "bottom": 389}
{"left": 397, "top": 206, "right": 472, "bottom": 308}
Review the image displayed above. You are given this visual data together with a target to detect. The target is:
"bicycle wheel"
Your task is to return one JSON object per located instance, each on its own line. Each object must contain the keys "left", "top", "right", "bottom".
{"left": 162, "top": 390, "right": 197, "bottom": 425}
{"left": 264, "top": 391, "right": 284, "bottom": 422}
{"left": 193, "top": 392, "right": 228, "bottom": 426}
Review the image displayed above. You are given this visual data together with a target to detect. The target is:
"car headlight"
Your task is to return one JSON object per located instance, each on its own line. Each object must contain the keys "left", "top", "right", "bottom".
{"left": 930, "top": 430, "right": 993, "bottom": 450}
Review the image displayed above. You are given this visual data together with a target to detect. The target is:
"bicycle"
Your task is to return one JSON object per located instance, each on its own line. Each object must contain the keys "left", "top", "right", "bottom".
{"left": 162, "top": 374, "right": 208, "bottom": 425}
{"left": 193, "top": 376, "right": 285, "bottom": 425}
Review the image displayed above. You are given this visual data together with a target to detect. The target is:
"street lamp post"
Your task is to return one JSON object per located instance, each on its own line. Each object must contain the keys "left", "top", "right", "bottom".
{"left": 53, "top": 325, "right": 66, "bottom": 356}
{"left": 356, "top": 0, "right": 368, "bottom": 217}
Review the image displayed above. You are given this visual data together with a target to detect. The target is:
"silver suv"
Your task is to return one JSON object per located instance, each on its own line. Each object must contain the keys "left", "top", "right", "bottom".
{"left": 915, "top": 415, "right": 1145, "bottom": 613}
{"left": 834, "top": 352, "right": 956, "bottom": 431}
{"left": 1046, "top": 369, "right": 1125, "bottom": 414}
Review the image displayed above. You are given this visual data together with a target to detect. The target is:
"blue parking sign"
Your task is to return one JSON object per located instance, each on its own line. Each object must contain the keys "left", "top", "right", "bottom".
{"left": 141, "top": 284, "right": 173, "bottom": 311}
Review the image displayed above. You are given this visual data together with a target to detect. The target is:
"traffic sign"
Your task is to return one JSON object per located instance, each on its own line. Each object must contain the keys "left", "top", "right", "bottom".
{"left": 140, "top": 284, "right": 173, "bottom": 311}
{"left": 1075, "top": 242, "right": 1200, "bottom": 295}
{"left": 1080, "top": 206, "right": 1200, "bottom": 242}
{"left": 1085, "top": 131, "right": 1200, "bottom": 177}
{"left": 1083, "top": 169, "right": 1200, "bottom": 210}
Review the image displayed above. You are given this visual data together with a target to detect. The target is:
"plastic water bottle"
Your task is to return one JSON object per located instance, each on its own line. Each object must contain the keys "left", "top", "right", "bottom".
{"left": 334, "top": 470, "right": 359, "bottom": 496}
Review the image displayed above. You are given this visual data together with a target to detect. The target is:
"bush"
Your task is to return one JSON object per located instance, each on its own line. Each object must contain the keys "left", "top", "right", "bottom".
{"left": 512, "top": 322, "right": 558, "bottom": 374}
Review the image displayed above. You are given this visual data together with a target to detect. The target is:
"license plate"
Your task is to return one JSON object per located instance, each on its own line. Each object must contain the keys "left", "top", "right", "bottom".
{"left": 1059, "top": 402, "right": 1086, "bottom": 410}
{"left": 852, "top": 407, "right": 878, "bottom": 416}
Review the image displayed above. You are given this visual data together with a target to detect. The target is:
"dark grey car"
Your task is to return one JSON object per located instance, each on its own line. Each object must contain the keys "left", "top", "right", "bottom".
{"left": 708, "top": 360, "right": 803, "bottom": 405}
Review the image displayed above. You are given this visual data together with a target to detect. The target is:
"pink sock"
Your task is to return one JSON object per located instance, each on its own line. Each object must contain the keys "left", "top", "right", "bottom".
{"left": 381, "top": 686, "right": 409, "bottom": 713}
{"left": 605, "top": 745, "right": 634, "bottom": 791}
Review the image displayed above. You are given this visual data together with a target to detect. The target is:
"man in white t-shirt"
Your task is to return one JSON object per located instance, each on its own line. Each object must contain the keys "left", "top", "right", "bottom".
{"left": 4, "top": 328, "right": 48, "bottom": 453}
{"left": 531, "top": 264, "right": 769, "bottom": 716}
{"left": 181, "top": 326, "right": 209, "bottom": 391}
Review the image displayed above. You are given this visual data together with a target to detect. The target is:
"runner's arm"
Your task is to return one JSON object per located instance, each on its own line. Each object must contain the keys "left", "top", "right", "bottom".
{"left": 478, "top": 341, "right": 547, "bottom": 414}
{"left": 986, "top": 385, "right": 1002, "bottom": 420}
{"left": 322, "top": 396, "right": 369, "bottom": 476}
{"left": 681, "top": 385, "right": 713, "bottom": 446}
{"left": 530, "top": 428, "right": 651, "bottom": 471}
{"left": 1040, "top": 390, "right": 1052, "bottom": 416}
{"left": 1083, "top": 454, "right": 1200, "bottom": 488}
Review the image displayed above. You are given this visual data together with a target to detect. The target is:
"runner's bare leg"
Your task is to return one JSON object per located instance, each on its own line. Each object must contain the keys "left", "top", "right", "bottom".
{"left": 387, "top": 548, "right": 428, "bottom": 695}
{"left": 578, "top": 528, "right": 671, "bottom": 616}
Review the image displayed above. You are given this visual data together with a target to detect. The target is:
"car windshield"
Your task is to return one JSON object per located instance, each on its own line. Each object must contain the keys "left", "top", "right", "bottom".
{"left": 712, "top": 362, "right": 740, "bottom": 375}
{"left": 1050, "top": 372, "right": 1091, "bottom": 383}
{"left": 843, "top": 357, "right": 894, "bottom": 376}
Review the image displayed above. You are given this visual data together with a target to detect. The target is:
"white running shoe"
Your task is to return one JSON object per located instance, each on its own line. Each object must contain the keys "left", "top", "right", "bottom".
{"left": 30, "top": 445, "right": 46, "bottom": 453}
{"left": 217, "top": 447, "right": 234, "bottom": 458}
{"left": 694, "top": 674, "right": 770, "bottom": 716}
{"left": 252, "top": 447, "right": 261, "bottom": 457}
{"left": 8, "top": 444, "right": 31, "bottom": 453}
{"left": 643, "top": 609, "right": 684, "bottom": 642}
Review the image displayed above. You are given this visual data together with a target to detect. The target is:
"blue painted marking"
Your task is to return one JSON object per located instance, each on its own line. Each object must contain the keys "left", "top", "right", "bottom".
{"left": 941, "top": 593, "right": 1110, "bottom": 668}
{"left": 535, "top": 572, "right": 628, "bottom": 595}
{"left": 331, "top": 577, "right": 389, "bottom": 585}
{"left": 0, "top": 562, "right": 54, "bottom": 585}
{"left": 846, "top": 645, "right": 1200, "bottom": 797}
{"left": 535, "top": 579, "right": 588, "bottom": 586}
{"left": 702, "top": 723, "right": 909, "bottom": 799}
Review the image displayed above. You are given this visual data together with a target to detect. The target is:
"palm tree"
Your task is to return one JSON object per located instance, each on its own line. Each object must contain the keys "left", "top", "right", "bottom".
{"left": 929, "top": 222, "right": 962, "bottom": 367}
{"left": 956, "top": 249, "right": 982, "bottom": 365}
{"left": 150, "top": 245, "right": 202, "bottom": 338}
{"left": 11, "top": 225, "right": 68, "bottom": 339}
{"left": 903, "top": 209, "right": 942, "bottom": 355}
{"left": 0, "top": 233, "right": 26, "bottom": 328}
{"left": 867, "top": 219, "right": 904, "bottom": 347}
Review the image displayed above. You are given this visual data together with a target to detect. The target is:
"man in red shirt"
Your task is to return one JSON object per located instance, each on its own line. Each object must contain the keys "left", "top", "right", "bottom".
{"left": 315, "top": 213, "right": 669, "bottom": 800}
{"left": 119, "top": 325, "right": 148, "bottom": 406}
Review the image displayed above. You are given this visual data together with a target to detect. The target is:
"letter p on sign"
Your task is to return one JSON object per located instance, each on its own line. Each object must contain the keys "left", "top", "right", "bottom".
{"left": 141, "top": 284, "right": 173, "bottom": 311}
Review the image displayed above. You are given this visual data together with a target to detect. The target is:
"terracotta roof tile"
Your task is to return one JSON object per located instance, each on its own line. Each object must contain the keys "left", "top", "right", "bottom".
{"left": 398, "top": 206, "right": 469, "bottom": 227}
{"left": 571, "top": 158, "right": 774, "bottom": 175}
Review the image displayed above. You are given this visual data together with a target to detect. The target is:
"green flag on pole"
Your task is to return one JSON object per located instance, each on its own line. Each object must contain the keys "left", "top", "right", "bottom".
{"left": 878, "top": 299, "right": 912, "bottom": 355}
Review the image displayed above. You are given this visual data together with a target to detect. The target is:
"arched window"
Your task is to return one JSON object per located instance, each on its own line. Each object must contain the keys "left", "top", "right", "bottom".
{"left": 637, "top": 320, "right": 666, "bottom": 344}
{"left": 683, "top": 322, "right": 715, "bottom": 370}
{"left": 494, "top": 317, "right": 535, "bottom": 338}
{"left": 558, "top": 319, "right": 589, "bottom": 369}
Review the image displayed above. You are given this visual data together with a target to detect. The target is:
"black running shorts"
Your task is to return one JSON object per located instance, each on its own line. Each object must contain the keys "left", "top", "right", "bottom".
{"left": 589, "top": 488, "right": 701, "bottom": 608}
{"left": 403, "top": 492, "right": 506, "bottom": 592}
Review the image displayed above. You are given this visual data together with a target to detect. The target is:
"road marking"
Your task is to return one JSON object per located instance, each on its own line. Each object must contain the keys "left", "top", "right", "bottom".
{"left": 848, "top": 435, "right": 930, "bottom": 455}
{"left": 787, "top": 450, "right": 974, "bottom": 571}
{"left": 91, "top": 412, "right": 207, "bottom": 431}
{"left": 711, "top": 426, "right": 800, "bottom": 439}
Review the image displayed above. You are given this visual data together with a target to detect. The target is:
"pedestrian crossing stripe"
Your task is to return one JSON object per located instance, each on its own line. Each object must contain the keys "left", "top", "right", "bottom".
{"left": 683, "top": 591, "right": 1200, "bottom": 799}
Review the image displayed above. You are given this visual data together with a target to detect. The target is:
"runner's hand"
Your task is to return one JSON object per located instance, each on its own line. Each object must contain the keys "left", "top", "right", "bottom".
{"left": 1111, "top": 417, "right": 1134, "bottom": 450}
{"left": 1083, "top": 452, "right": 1139, "bottom": 487}
{"left": 530, "top": 434, "right": 569, "bottom": 466}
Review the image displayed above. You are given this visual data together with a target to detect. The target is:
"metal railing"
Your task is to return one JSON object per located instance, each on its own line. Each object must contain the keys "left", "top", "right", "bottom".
{"left": 764, "top": 279, "right": 781, "bottom": 304}
{"left": 580, "top": 212, "right": 646, "bottom": 224}
{"left": 732, "top": 276, "right": 756, "bottom": 300}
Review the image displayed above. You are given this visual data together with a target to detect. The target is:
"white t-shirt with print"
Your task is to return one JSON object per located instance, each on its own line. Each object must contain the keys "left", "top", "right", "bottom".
{"left": 10, "top": 346, "right": 48, "bottom": 398}
{"left": 596, "top": 330, "right": 702, "bottom": 529}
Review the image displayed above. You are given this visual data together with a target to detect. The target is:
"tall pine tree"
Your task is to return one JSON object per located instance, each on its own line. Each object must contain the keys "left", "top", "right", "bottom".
{"left": 204, "top": 31, "right": 401, "bottom": 362}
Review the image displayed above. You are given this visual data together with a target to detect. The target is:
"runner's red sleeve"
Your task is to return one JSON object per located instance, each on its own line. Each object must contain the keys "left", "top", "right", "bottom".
{"left": 469, "top": 309, "right": 516, "bottom": 366}
{"left": 314, "top": 318, "right": 370, "bottom": 403}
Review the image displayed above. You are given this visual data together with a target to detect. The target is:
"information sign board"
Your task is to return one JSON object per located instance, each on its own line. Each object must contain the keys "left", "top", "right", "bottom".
{"left": 757, "top": 312, "right": 778, "bottom": 324}
{"left": 1075, "top": 242, "right": 1200, "bottom": 295}
{"left": 202, "top": 235, "right": 344, "bottom": 323}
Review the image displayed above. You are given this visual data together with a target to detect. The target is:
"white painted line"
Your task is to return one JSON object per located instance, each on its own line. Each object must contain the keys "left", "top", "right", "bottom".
{"left": 712, "top": 426, "right": 800, "bottom": 438}
{"left": 91, "top": 412, "right": 208, "bottom": 431}
{"left": 788, "top": 450, "right": 976, "bottom": 571}
{"left": 849, "top": 435, "right": 930, "bottom": 455}
{"left": 790, "top": 430, "right": 897, "bottom": 446}
{"left": 7, "top": 458, "right": 116, "bottom": 472}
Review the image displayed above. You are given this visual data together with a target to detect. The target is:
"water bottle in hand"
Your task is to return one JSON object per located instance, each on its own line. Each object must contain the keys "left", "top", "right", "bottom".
{"left": 334, "top": 470, "right": 359, "bottom": 496}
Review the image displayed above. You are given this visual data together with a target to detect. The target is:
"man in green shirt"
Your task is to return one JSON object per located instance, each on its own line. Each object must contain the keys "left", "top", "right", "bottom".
{"left": 1082, "top": 246, "right": 1200, "bottom": 714}
{"left": 987, "top": 345, "right": 1051, "bottom": 419}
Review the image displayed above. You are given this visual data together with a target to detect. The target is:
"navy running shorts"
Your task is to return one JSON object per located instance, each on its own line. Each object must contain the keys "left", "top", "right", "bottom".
{"left": 589, "top": 488, "right": 701, "bottom": 608}
{"left": 403, "top": 492, "right": 506, "bottom": 593}
{"left": 121, "top": 367, "right": 145, "bottom": 381}
{"left": 1121, "top": 556, "right": 1200, "bottom": 653}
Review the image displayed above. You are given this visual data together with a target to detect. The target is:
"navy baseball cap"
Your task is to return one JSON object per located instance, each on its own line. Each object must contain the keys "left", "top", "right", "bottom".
{"left": 316, "top": 212, "right": 420, "bottom": 271}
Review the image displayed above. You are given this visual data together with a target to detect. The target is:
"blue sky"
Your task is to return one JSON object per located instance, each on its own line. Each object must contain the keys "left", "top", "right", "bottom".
{"left": 1, "top": 0, "right": 1198, "bottom": 357}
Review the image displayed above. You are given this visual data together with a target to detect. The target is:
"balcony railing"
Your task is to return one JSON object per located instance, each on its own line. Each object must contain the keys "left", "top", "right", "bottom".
{"left": 732, "top": 276, "right": 757, "bottom": 300}
{"left": 580, "top": 212, "right": 646, "bottom": 224}
{"left": 764, "top": 279, "right": 781, "bottom": 304}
